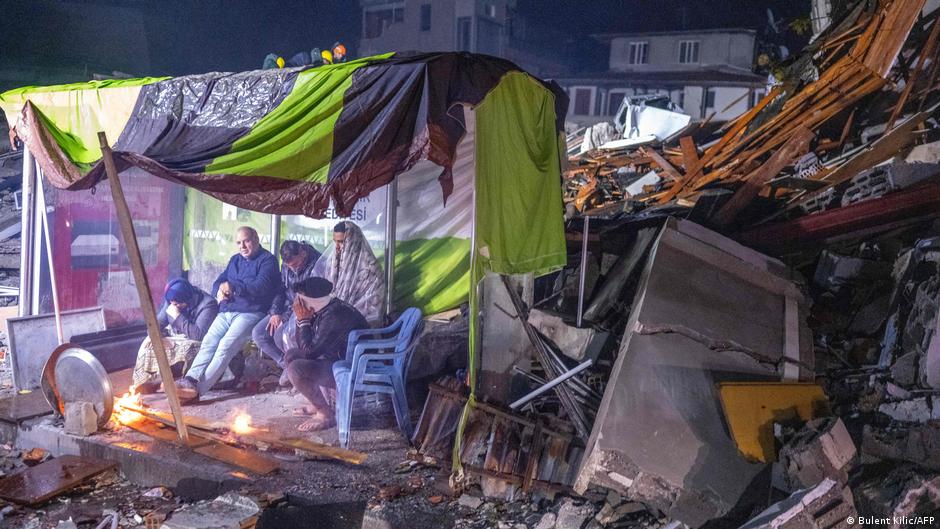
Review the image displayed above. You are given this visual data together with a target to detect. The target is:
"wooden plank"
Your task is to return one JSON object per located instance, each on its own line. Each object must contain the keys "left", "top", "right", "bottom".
{"left": 0, "top": 455, "right": 117, "bottom": 505}
{"left": 123, "top": 417, "right": 212, "bottom": 447}
{"left": 123, "top": 405, "right": 368, "bottom": 465}
{"left": 194, "top": 443, "right": 280, "bottom": 475}
{"left": 98, "top": 132, "right": 190, "bottom": 445}
{"left": 639, "top": 147, "right": 682, "bottom": 181}
{"left": 711, "top": 127, "right": 815, "bottom": 228}
{"left": 249, "top": 432, "right": 369, "bottom": 465}
{"left": 679, "top": 136, "right": 700, "bottom": 170}
{"left": 887, "top": 16, "right": 940, "bottom": 129}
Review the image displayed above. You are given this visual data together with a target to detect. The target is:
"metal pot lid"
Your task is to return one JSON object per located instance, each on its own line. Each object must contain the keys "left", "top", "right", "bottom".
{"left": 41, "top": 344, "right": 113, "bottom": 428}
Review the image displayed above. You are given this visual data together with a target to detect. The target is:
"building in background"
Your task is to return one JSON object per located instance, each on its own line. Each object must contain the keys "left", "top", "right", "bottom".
{"left": 558, "top": 29, "right": 766, "bottom": 126}
{"left": 357, "top": 0, "right": 572, "bottom": 78}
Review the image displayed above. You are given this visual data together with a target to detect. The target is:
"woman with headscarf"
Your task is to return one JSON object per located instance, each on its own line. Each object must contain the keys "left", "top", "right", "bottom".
{"left": 312, "top": 221, "right": 385, "bottom": 324}
{"left": 131, "top": 278, "right": 219, "bottom": 394}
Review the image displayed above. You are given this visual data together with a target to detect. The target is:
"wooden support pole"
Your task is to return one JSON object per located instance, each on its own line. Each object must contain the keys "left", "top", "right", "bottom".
{"left": 97, "top": 132, "right": 191, "bottom": 445}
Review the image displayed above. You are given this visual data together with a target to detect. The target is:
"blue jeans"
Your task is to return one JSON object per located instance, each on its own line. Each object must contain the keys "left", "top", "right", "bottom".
{"left": 186, "top": 311, "right": 264, "bottom": 395}
{"left": 251, "top": 314, "right": 291, "bottom": 368}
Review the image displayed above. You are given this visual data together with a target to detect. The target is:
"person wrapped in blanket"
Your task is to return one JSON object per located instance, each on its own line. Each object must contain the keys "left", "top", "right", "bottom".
{"left": 130, "top": 278, "right": 218, "bottom": 394}
{"left": 312, "top": 221, "right": 385, "bottom": 324}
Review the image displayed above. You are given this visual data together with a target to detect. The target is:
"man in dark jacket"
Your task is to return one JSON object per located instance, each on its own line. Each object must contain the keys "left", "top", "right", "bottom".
{"left": 131, "top": 278, "right": 218, "bottom": 394}
{"left": 251, "top": 240, "right": 321, "bottom": 386}
{"left": 177, "top": 226, "right": 281, "bottom": 400}
{"left": 284, "top": 277, "right": 368, "bottom": 432}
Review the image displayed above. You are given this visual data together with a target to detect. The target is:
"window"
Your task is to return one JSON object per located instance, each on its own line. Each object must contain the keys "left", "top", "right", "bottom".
{"left": 572, "top": 87, "right": 595, "bottom": 115}
{"left": 678, "top": 40, "right": 700, "bottom": 64}
{"left": 456, "top": 17, "right": 472, "bottom": 51}
{"left": 364, "top": 7, "right": 405, "bottom": 39}
{"left": 628, "top": 42, "right": 648, "bottom": 65}
{"left": 420, "top": 4, "right": 431, "bottom": 31}
{"left": 484, "top": 3, "right": 497, "bottom": 18}
{"left": 704, "top": 88, "right": 716, "bottom": 108}
{"left": 608, "top": 90, "right": 627, "bottom": 115}
{"left": 749, "top": 89, "right": 765, "bottom": 109}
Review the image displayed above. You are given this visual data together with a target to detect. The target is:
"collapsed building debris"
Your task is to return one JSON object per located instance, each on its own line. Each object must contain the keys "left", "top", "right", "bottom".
{"left": 572, "top": 219, "right": 812, "bottom": 528}
{"left": 776, "top": 418, "right": 857, "bottom": 492}
{"left": 854, "top": 465, "right": 940, "bottom": 525}
{"left": 862, "top": 422, "right": 940, "bottom": 472}
{"left": 565, "top": 0, "right": 940, "bottom": 240}
{"left": 738, "top": 478, "right": 857, "bottom": 529}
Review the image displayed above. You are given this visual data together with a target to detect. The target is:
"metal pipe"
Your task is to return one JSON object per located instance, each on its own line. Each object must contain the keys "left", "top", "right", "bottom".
{"left": 30, "top": 160, "right": 43, "bottom": 315}
{"left": 270, "top": 214, "right": 281, "bottom": 255}
{"left": 384, "top": 179, "right": 398, "bottom": 317}
{"left": 576, "top": 215, "right": 590, "bottom": 327}
{"left": 36, "top": 178, "right": 64, "bottom": 344}
{"left": 17, "top": 148, "right": 35, "bottom": 317}
{"left": 510, "top": 359, "right": 593, "bottom": 410}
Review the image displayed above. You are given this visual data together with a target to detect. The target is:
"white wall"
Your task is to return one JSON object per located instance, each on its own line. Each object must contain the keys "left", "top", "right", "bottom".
{"left": 609, "top": 31, "right": 756, "bottom": 72}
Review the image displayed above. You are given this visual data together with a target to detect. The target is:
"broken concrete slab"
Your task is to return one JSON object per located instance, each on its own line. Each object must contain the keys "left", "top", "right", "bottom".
{"left": 855, "top": 465, "right": 940, "bottom": 522}
{"left": 160, "top": 492, "right": 260, "bottom": 529}
{"left": 861, "top": 422, "right": 940, "bottom": 471}
{"left": 64, "top": 402, "right": 97, "bottom": 437}
{"left": 528, "top": 309, "right": 609, "bottom": 363}
{"left": 778, "top": 418, "right": 856, "bottom": 492}
{"left": 738, "top": 478, "right": 857, "bottom": 529}
{"left": 574, "top": 219, "right": 813, "bottom": 528}
{"left": 554, "top": 498, "right": 594, "bottom": 529}
{"left": 878, "top": 397, "right": 940, "bottom": 423}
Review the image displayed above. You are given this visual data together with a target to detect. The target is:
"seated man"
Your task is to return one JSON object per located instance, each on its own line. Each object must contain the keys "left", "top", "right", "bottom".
{"left": 131, "top": 278, "right": 218, "bottom": 394}
{"left": 251, "top": 240, "right": 321, "bottom": 387}
{"left": 284, "top": 277, "right": 368, "bottom": 432}
{"left": 177, "top": 226, "right": 281, "bottom": 400}
{"left": 313, "top": 221, "right": 385, "bottom": 323}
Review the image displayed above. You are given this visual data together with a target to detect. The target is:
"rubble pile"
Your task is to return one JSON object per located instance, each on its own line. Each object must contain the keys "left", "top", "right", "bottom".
{"left": 565, "top": 0, "right": 940, "bottom": 236}
{"left": 420, "top": 3, "right": 940, "bottom": 528}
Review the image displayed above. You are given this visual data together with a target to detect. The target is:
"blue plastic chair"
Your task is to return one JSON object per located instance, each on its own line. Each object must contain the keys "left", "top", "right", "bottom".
{"left": 332, "top": 308, "right": 424, "bottom": 448}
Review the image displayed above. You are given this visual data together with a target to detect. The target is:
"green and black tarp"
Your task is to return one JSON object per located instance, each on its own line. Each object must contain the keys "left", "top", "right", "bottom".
{"left": 2, "top": 51, "right": 568, "bottom": 314}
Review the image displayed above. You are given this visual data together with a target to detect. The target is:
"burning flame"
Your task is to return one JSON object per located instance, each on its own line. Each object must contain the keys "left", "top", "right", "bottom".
{"left": 232, "top": 413, "right": 254, "bottom": 435}
{"left": 113, "top": 392, "right": 143, "bottom": 426}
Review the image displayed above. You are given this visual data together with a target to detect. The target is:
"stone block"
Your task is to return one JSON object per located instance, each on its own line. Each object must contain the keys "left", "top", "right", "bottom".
{"left": 779, "top": 418, "right": 856, "bottom": 491}
{"left": 739, "top": 478, "right": 856, "bottom": 529}
{"left": 64, "top": 402, "right": 97, "bottom": 437}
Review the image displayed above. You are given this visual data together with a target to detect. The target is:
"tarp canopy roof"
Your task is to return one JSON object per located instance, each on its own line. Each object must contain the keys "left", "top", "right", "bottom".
{"left": 2, "top": 52, "right": 567, "bottom": 221}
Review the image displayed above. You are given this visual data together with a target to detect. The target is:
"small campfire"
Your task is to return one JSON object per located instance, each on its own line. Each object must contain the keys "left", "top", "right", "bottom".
{"left": 108, "top": 394, "right": 367, "bottom": 472}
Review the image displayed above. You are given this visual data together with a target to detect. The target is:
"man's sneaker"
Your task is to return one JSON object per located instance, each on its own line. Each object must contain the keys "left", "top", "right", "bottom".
{"left": 174, "top": 376, "right": 198, "bottom": 401}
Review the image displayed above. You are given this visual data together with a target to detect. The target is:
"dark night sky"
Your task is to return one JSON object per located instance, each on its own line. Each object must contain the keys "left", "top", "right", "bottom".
{"left": 0, "top": 0, "right": 810, "bottom": 81}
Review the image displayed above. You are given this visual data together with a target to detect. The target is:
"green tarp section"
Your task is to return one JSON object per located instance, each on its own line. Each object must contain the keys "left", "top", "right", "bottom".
{"left": 475, "top": 72, "right": 566, "bottom": 276}
{"left": 204, "top": 55, "right": 393, "bottom": 181}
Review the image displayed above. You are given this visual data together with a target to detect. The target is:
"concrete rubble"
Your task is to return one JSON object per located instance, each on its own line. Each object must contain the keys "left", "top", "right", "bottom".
{"left": 159, "top": 493, "right": 260, "bottom": 529}
{"left": 738, "top": 479, "right": 856, "bottom": 529}
{"left": 63, "top": 401, "right": 98, "bottom": 437}
{"left": 777, "top": 418, "right": 856, "bottom": 492}
{"left": 854, "top": 466, "right": 940, "bottom": 524}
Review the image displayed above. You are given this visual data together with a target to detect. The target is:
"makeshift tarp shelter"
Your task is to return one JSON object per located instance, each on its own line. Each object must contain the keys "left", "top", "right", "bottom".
{"left": 2, "top": 52, "right": 568, "bottom": 448}
{"left": 1, "top": 51, "right": 567, "bottom": 318}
